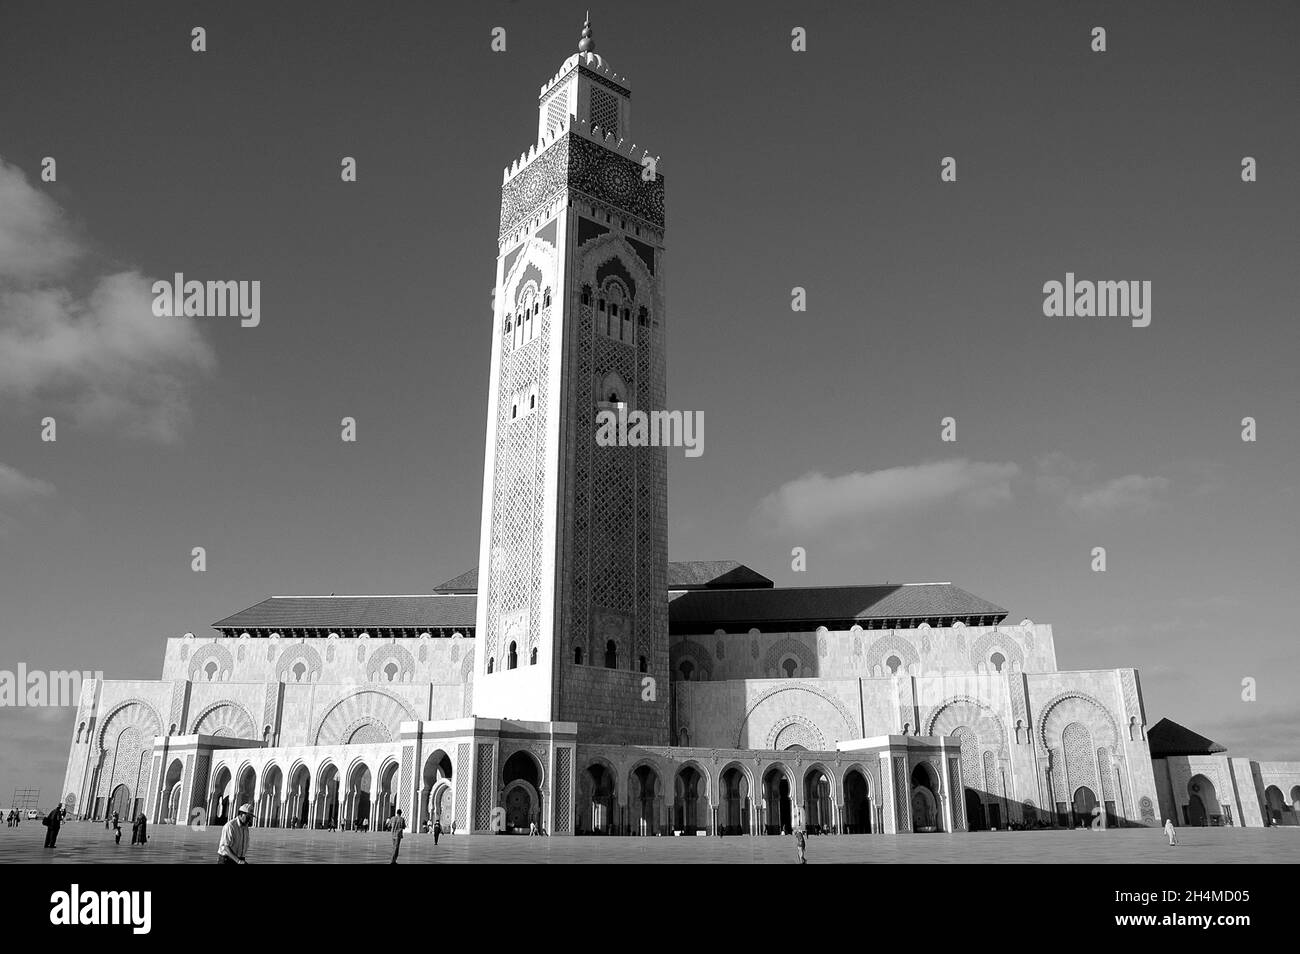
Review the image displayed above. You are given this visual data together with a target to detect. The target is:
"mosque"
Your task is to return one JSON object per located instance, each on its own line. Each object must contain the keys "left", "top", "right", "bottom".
{"left": 59, "top": 19, "right": 1299, "bottom": 840}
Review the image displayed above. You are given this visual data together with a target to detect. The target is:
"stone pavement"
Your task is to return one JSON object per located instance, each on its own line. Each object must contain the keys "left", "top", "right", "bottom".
{"left": 3, "top": 821, "right": 1298, "bottom": 864}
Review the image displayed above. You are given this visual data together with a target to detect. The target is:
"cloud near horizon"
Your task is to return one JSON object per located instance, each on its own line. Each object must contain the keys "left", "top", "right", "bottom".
{"left": 755, "top": 458, "right": 1020, "bottom": 536}
{"left": 1035, "top": 452, "right": 1171, "bottom": 517}
{"left": 0, "top": 462, "right": 55, "bottom": 536}
{"left": 0, "top": 157, "right": 216, "bottom": 442}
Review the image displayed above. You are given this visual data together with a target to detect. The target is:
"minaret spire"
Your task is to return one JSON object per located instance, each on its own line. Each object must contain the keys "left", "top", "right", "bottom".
{"left": 578, "top": 13, "right": 595, "bottom": 53}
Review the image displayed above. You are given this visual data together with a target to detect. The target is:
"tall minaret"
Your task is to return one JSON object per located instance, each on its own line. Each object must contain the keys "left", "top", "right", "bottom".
{"left": 472, "top": 19, "right": 669, "bottom": 744}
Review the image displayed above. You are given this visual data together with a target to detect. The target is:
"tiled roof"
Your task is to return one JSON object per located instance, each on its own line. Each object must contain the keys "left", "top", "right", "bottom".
{"left": 212, "top": 595, "right": 477, "bottom": 632}
{"left": 216, "top": 579, "right": 1004, "bottom": 634}
{"left": 433, "top": 568, "right": 480, "bottom": 594}
{"left": 667, "top": 583, "right": 1006, "bottom": 629}
{"left": 667, "top": 561, "right": 773, "bottom": 589}
{"left": 1147, "top": 718, "right": 1227, "bottom": 757}
{"left": 434, "top": 560, "right": 774, "bottom": 593}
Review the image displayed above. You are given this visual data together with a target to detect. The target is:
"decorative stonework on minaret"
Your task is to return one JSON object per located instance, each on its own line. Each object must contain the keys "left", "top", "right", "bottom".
{"left": 474, "top": 20, "right": 669, "bottom": 744}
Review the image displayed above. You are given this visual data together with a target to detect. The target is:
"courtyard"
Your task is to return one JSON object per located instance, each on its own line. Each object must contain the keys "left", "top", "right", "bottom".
{"left": 4, "top": 821, "right": 1298, "bottom": 864}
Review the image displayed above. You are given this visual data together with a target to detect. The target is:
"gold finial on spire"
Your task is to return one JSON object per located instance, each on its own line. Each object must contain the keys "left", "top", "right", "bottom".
{"left": 578, "top": 12, "right": 595, "bottom": 53}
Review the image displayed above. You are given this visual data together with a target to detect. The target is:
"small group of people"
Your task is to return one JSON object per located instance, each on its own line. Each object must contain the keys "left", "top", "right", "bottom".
{"left": 99, "top": 810, "right": 150, "bottom": 846}
{"left": 5, "top": 809, "right": 23, "bottom": 828}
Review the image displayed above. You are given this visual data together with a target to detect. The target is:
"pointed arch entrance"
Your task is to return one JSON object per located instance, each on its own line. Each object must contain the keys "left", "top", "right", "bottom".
{"left": 628, "top": 763, "right": 661, "bottom": 836}
{"left": 762, "top": 765, "right": 793, "bottom": 834}
{"left": 502, "top": 750, "right": 543, "bottom": 833}
{"left": 803, "top": 766, "right": 833, "bottom": 833}
{"left": 910, "top": 762, "right": 941, "bottom": 832}
{"left": 719, "top": 764, "right": 752, "bottom": 835}
{"left": 1186, "top": 774, "right": 1219, "bottom": 827}
{"left": 843, "top": 768, "right": 871, "bottom": 833}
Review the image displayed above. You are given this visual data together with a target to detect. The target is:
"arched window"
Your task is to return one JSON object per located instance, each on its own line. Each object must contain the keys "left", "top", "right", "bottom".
{"left": 781, "top": 657, "right": 798, "bottom": 678}
{"left": 529, "top": 392, "right": 536, "bottom": 410}
{"left": 504, "top": 316, "right": 512, "bottom": 334}
{"left": 638, "top": 656, "right": 647, "bottom": 673}
{"left": 544, "top": 289, "right": 551, "bottom": 308}
{"left": 679, "top": 660, "right": 694, "bottom": 681}
{"left": 990, "top": 652, "right": 1006, "bottom": 673}
{"left": 487, "top": 657, "right": 494, "bottom": 674}
{"left": 885, "top": 655, "right": 902, "bottom": 675}
{"left": 384, "top": 661, "right": 399, "bottom": 682}
{"left": 508, "top": 641, "right": 518, "bottom": 670}
{"left": 574, "top": 647, "right": 584, "bottom": 665}
{"left": 638, "top": 306, "right": 648, "bottom": 327}
{"left": 604, "top": 639, "right": 617, "bottom": 669}
{"left": 581, "top": 285, "right": 592, "bottom": 306}
{"left": 530, "top": 647, "right": 538, "bottom": 665}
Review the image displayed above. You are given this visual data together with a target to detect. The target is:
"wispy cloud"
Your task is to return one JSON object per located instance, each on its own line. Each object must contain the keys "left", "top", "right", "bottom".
{"left": 0, "top": 463, "right": 55, "bottom": 501}
{"left": 755, "top": 458, "right": 1019, "bottom": 536}
{"left": 1036, "top": 452, "right": 1170, "bottom": 517}
{"left": 0, "top": 157, "right": 216, "bottom": 442}
{"left": 0, "top": 462, "right": 55, "bottom": 536}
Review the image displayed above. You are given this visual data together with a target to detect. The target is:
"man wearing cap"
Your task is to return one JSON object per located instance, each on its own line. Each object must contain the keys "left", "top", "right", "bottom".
{"left": 217, "top": 803, "right": 254, "bottom": 864}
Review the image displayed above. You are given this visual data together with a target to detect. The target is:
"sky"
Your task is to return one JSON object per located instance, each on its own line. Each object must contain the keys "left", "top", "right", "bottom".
{"left": 0, "top": 0, "right": 1297, "bottom": 804}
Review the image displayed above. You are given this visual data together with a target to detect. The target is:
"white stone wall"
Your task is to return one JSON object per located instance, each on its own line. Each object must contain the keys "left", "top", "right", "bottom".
{"left": 672, "top": 665, "right": 1159, "bottom": 826}
{"left": 1151, "top": 755, "right": 1300, "bottom": 828}
{"left": 671, "top": 622, "right": 1058, "bottom": 683}
{"left": 63, "top": 636, "right": 475, "bottom": 819}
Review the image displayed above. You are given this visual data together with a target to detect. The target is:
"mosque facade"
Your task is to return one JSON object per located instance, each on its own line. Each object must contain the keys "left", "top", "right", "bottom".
{"left": 58, "top": 21, "right": 1299, "bottom": 840}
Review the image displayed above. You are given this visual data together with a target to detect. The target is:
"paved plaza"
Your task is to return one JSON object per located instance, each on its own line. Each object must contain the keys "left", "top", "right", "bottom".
{"left": 4, "top": 822, "right": 1298, "bottom": 864}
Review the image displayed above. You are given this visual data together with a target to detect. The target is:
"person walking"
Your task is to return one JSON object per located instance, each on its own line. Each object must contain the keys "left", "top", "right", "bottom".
{"left": 112, "top": 810, "right": 122, "bottom": 845}
{"left": 794, "top": 827, "right": 807, "bottom": 864}
{"left": 217, "top": 803, "right": 253, "bottom": 864}
{"left": 131, "top": 812, "right": 148, "bottom": 846}
{"left": 1164, "top": 818, "right": 1178, "bottom": 847}
{"left": 42, "top": 803, "right": 64, "bottom": 848}
{"left": 433, "top": 819, "right": 442, "bottom": 846}
{"left": 389, "top": 809, "right": 407, "bottom": 864}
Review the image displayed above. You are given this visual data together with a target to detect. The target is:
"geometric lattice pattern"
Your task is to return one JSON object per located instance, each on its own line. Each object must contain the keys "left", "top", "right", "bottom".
{"left": 772, "top": 719, "right": 822, "bottom": 751}
{"left": 399, "top": 749, "right": 413, "bottom": 817}
{"left": 312, "top": 690, "right": 415, "bottom": 746}
{"left": 486, "top": 305, "right": 550, "bottom": 666}
{"left": 499, "top": 134, "right": 665, "bottom": 243}
{"left": 1063, "top": 721, "right": 1097, "bottom": 795}
{"left": 544, "top": 89, "right": 568, "bottom": 137}
{"left": 474, "top": 743, "right": 495, "bottom": 831}
{"left": 567, "top": 236, "right": 666, "bottom": 682}
{"left": 893, "top": 757, "right": 910, "bottom": 831}
{"left": 590, "top": 332, "right": 636, "bottom": 616}
{"left": 191, "top": 701, "right": 257, "bottom": 739}
{"left": 982, "top": 751, "right": 999, "bottom": 800}
{"left": 554, "top": 747, "right": 572, "bottom": 833}
{"left": 589, "top": 87, "right": 618, "bottom": 137}
{"left": 1139, "top": 795, "right": 1156, "bottom": 824}
{"left": 1050, "top": 748, "right": 1067, "bottom": 802}
{"left": 950, "top": 726, "right": 982, "bottom": 797}
{"left": 1097, "top": 747, "right": 1115, "bottom": 801}
{"left": 948, "top": 758, "right": 965, "bottom": 829}
{"left": 454, "top": 743, "right": 470, "bottom": 830}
